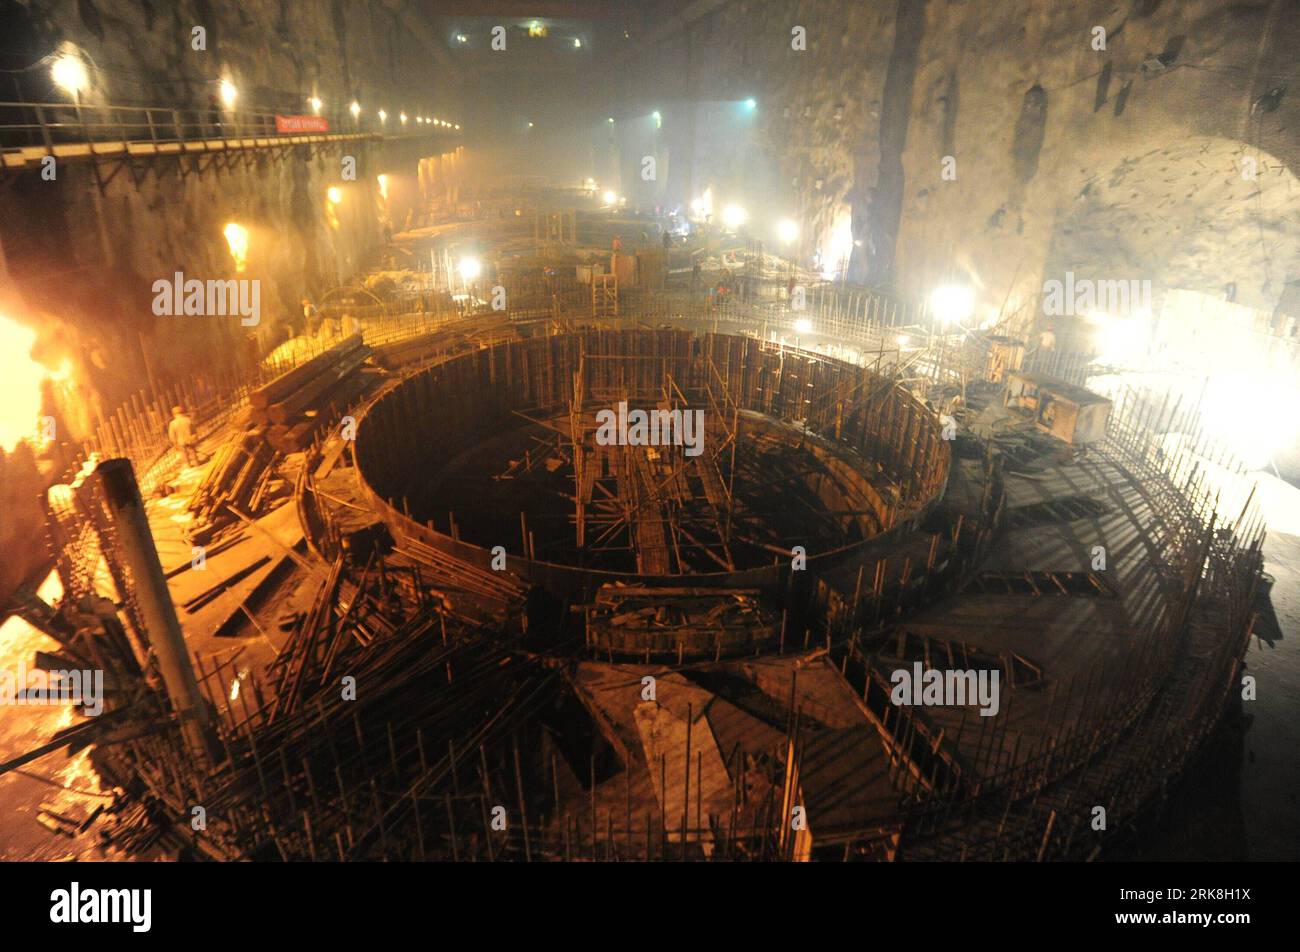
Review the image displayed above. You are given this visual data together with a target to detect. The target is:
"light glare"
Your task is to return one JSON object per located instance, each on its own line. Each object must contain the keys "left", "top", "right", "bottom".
{"left": 721, "top": 204, "right": 747, "bottom": 230}
{"left": 223, "top": 222, "right": 249, "bottom": 272}
{"left": 458, "top": 256, "right": 482, "bottom": 281}
{"left": 930, "top": 284, "right": 974, "bottom": 325}
{"left": 0, "top": 314, "right": 50, "bottom": 452}
{"left": 51, "top": 54, "right": 88, "bottom": 96}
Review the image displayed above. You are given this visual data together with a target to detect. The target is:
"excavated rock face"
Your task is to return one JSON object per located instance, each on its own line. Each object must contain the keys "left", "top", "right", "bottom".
{"left": 1045, "top": 136, "right": 1300, "bottom": 313}
{"left": 0, "top": 442, "right": 46, "bottom": 607}
{"left": 613, "top": 0, "right": 1299, "bottom": 316}
{"left": 0, "top": 0, "right": 463, "bottom": 603}
{"left": 0, "top": 0, "right": 462, "bottom": 411}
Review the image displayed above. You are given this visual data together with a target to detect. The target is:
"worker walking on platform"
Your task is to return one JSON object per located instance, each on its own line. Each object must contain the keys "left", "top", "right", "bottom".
{"left": 207, "top": 93, "right": 223, "bottom": 138}
{"left": 169, "top": 405, "right": 200, "bottom": 467}
{"left": 302, "top": 298, "right": 319, "bottom": 336}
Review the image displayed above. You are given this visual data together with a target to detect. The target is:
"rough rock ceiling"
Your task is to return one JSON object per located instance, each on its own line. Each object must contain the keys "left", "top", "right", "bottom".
{"left": 1047, "top": 137, "right": 1300, "bottom": 313}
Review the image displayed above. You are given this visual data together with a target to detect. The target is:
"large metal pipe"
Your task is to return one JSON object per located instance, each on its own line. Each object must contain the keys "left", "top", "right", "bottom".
{"left": 96, "top": 458, "right": 218, "bottom": 764}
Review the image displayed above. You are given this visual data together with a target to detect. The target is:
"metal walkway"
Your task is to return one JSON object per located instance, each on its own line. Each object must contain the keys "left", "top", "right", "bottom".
{"left": 0, "top": 100, "right": 454, "bottom": 177}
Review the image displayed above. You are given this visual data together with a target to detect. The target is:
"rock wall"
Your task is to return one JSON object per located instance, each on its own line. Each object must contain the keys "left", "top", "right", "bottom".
{"left": 0, "top": 0, "right": 463, "bottom": 408}
{"left": 0, "top": 0, "right": 464, "bottom": 608}
{"left": 0, "top": 442, "right": 47, "bottom": 607}
{"left": 608, "top": 0, "right": 1300, "bottom": 318}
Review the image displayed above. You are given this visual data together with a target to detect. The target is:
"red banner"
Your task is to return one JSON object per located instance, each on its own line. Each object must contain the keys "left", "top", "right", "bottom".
{"left": 275, "top": 115, "right": 329, "bottom": 134}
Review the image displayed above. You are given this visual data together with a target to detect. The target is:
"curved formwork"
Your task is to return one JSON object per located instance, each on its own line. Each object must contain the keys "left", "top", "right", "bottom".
{"left": 353, "top": 328, "right": 951, "bottom": 598}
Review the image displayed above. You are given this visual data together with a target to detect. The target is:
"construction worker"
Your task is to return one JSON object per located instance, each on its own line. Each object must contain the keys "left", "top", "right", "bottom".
{"left": 207, "top": 93, "right": 222, "bottom": 138}
{"left": 168, "top": 406, "right": 200, "bottom": 467}
{"left": 301, "top": 297, "right": 319, "bottom": 335}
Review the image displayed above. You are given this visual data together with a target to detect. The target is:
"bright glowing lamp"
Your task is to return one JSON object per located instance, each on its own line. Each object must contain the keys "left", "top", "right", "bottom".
{"left": 309, "top": 96, "right": 323, "bottom": 114}
{"left": 51, "top": 54, "right": 88, "bottom": 97}
{"left": 349, "top": 100, "right": 361, "bottom": 118}
{"left": 327, "top": 186, "right": 343, "bottom": 205}
{"left": 458, "top": 256, "right": 482, "bottom": 281}
{"left": 721, "top": 204, "right": 747, "bottom": 230}
{"left": 223, "top": 222, "right": 249, "bottom": 272}
{"left": 794, "top": 318, "right": 812, "bottom": 334}
{"left": 930, "top": 285, "right": 974, "bottom": 325}
{"left": 777, "top": 219, "right": 798, "bottom": 243}
{"left": 378, "top": 109, "right": 387, "bottom": 122}
{"left": 219, "top": 79, "right": 237, "bottom": 108}
{"left": 400, "top": 112, "right": 408, "bottom": 124}
{"left": 0, "top": 314, "right": 48, "bottom": 452}
{"left": 602, "top": 190, "right": 618, "bottom": 205}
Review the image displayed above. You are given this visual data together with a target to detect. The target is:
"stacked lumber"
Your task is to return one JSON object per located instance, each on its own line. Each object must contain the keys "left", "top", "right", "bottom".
{"left": 371, "top": 330, "right": 470, "bottom": 370}
{"left": 249, "top": 335, "right": 372, "bottom": 452}
{"left": 371, "top": 317, "right": 517, "bottom": 371}
{"left": 187, "top": 431, "right": 279, "bottom": 544}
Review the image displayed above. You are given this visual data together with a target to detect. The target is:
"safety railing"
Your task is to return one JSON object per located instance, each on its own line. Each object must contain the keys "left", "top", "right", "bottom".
{"left": 0, "top": 99, "right": 449, "bottom": 165}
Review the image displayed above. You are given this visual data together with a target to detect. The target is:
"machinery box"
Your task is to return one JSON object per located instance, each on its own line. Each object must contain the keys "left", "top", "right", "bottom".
{"left": 1004, "top": 371, "right": 1112, "bottom": 445}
